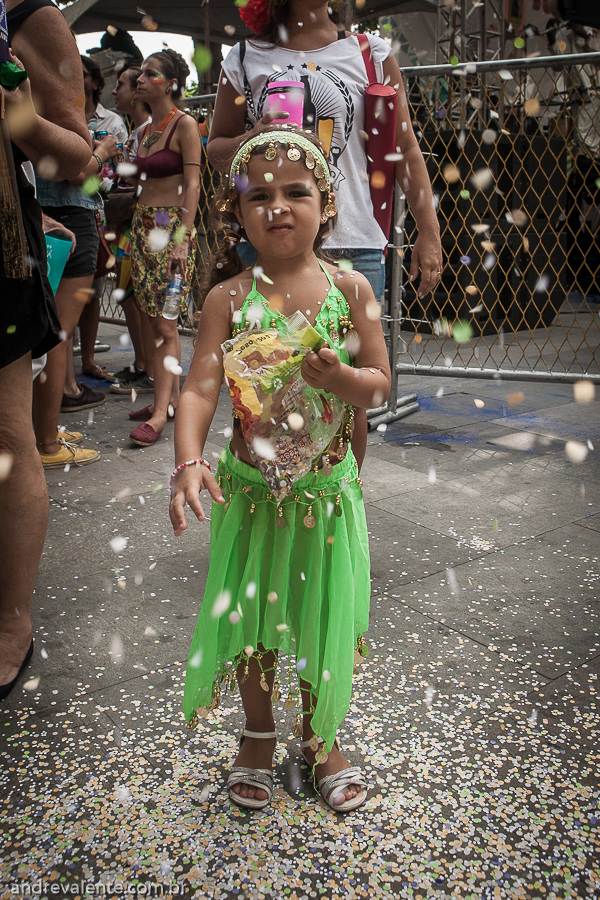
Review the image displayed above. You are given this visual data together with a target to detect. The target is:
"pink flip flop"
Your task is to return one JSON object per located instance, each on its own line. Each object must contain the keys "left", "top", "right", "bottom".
{"left": 129, "top": 422, "right": 163, "bottom": 446}
{"left": 129, "top": 405, "right": 176, "bottom": 421}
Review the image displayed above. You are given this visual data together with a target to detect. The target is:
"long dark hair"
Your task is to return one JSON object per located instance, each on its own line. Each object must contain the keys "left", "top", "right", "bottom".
{"left": 199, "top": 125, "right": 337, "bottom": 309}
{"left": 145, "top": 49, "right": 190, "bottom": 108}
{"left": 81, "top": 55, "right": 104, "bottom": 106}
{"left": 256, "top": 0, "right": 352, "bottom": 43}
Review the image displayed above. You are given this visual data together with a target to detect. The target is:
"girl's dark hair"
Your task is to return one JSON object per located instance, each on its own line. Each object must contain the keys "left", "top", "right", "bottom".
{"left": 145, "top": 49, "right": 190, "bottom": 107}
{"left": 122, "top": 67, "right": 151, "bottom": 113}
{"left": 199, "top": 125, "right": 337, "bottom": 309}
{"left": 81, "top": 55, "right": 104, "bottom": 106}
{"left": 257, "top": 0, "right": 352, "bottom": 43}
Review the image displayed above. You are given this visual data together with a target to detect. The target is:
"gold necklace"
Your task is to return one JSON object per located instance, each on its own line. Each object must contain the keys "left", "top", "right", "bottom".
{"left": 141, "top": 107, "right": 178, "bottom": 148}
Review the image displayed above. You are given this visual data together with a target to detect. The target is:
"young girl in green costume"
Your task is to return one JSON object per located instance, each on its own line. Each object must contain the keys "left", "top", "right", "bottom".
{"left": 169, "top": 125, "right": 391, "bottom": 813}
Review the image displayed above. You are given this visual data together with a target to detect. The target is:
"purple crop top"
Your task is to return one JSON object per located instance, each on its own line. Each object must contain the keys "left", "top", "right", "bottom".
{"left": 133, "top": 117, "right": 183, "bottom": 179}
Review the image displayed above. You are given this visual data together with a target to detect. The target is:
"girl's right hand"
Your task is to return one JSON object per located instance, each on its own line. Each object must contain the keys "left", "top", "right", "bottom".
{"left": 169, "top": 463, "right": 225, "bottom": 536}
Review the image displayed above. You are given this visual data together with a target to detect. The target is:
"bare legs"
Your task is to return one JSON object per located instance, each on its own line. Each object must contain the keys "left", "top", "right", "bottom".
{"left": 229, "top": 652, "right": 359, "bottom": 806}
{"left": 32, "top": 274, "right": 93, "bottom": 455}
{"left": 299, "top": 680, "right": 361, "bottom": 807}
{"left": 138, "top": 309, "right": 155, "bottom": 380}
{"left": 0, "top": 354, "right": 48, "bottom": 687}
{"left": 79, "top": 281, "right": 103, "bottom": 374}
{"left": 137, "top": 312, "right": 179, "bottom": 434}
{"left": 120, "top": 295, "right": 147, "bottom": 374}
{"left": 231, "top": 650, "right": 277, "bottom": 803}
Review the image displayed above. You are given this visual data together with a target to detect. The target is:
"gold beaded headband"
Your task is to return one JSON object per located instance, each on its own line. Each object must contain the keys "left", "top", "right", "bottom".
{"left": 226, "top": 129, "right": 337, "bottom": 220}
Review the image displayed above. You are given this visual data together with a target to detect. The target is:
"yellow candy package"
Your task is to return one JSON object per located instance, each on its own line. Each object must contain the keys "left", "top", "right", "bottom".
{"left": 222, "top": 311, "right": 345, "bottom": 500}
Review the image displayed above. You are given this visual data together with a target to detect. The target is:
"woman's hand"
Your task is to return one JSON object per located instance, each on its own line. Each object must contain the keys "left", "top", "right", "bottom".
{"left": 169, "top": 464, "right": 224, "bottom": 536}
{"left": 167, "top": 239, "right": 190, "bottom": 279}
{"left": 42, "top": 215, "right": 77, "bottom": 254}
{"left": 94, "top": 134, "right": 119, "bottom": 160}
{"left": 409, "top": 229, "right": 443, "bottom": 299}
{"left": 301, "top": 346, "right": 341, "bottom": 392}
{"left": 3, "top": 50, "right": 37, "bottom": 137}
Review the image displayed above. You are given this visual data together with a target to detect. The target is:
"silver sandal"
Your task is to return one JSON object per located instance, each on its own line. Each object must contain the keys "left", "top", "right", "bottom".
{"left": 227, "top": 728, "right": 276, "bottom": 810}
{"left": 301, "top": 737, "right": 368, "bottom": 813}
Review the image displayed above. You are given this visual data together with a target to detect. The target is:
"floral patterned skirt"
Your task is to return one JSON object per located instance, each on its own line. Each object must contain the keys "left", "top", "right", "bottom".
{"left": 130, "top": 205, "right": 194, "bottom": 317}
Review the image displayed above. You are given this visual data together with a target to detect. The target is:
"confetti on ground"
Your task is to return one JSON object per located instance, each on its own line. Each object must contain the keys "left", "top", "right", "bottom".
{"left": 1, "top": 334, "right": 598, "bottom": 899}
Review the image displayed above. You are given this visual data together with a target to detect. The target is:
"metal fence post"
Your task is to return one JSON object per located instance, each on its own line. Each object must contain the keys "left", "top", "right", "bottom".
{"left": 367, "top": 183, "right": 419, "bottom": 429}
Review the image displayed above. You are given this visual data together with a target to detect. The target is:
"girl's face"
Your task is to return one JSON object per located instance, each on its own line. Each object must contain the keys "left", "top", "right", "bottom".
{"left": 136, "top": 57, "right": 173, "bottom": 101}
{"left": 235, "top": 151, "right": 327, "bottom": 260}
{"left": 112, "top": 70, "right": 137, "bottom": 114}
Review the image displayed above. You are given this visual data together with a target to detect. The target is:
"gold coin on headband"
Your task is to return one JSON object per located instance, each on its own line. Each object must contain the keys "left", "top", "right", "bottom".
{"left": 287, "top": 147, "right": 301, "bottom": 161}
{"left": 265, "top": 145, "right": 277, "bottom": 161}
{"left": 324, "top": 202, "right": 337, "bottom": 217}
{"left": 314, "top": 164, "right": 324, "bottom": 179}
{"left": 305, "top": 152, "right": 315, "bottom": 169}
{"left": 317, "top": 178, "right": 328, "bottom": 192}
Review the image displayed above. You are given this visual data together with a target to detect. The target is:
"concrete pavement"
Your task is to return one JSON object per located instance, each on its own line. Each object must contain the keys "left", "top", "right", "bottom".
{"left": 1, "top": 323, "right": 599, "bottom": 900}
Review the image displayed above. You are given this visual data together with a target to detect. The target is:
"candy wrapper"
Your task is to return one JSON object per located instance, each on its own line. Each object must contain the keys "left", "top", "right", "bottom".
{"left": 223, "top": 311, "right": 346, "bottom": 500}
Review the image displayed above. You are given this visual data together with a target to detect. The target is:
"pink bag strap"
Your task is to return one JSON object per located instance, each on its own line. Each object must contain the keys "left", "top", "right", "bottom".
{"left": 357, "top": 32, "right": 377, "bottom": 85}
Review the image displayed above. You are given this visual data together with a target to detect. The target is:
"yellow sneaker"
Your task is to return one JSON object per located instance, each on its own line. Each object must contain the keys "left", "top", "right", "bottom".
{"left": 56, "top": 427, "right": 83, "bottom": 444}
{"left": 39, "top": 439, "right": 100, "bottom": 469}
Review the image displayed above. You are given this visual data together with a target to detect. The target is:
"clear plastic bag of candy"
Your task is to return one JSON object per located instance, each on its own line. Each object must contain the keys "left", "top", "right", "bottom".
{"left": 222, "top": 311, "right": 346, "bottom": 500}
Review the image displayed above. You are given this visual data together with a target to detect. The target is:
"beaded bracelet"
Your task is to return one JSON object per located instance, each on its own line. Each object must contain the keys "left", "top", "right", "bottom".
{"left": 170, "top": 458, "right": 211, "bottom": 488}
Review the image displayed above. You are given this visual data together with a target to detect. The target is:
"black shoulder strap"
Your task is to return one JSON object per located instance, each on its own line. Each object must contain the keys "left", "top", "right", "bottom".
{"left": 337, "top": 30, "right": 346, "bottom": 40}
{"left": 7, "top": 0, "right": 58, "bottom": 39}
{"left": 237, "top": 39, "right": 257, "bottom": 128}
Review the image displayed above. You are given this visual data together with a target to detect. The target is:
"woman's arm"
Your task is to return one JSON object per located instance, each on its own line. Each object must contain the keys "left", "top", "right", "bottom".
{"left": 383, "top": 54, "right": 442, "bottom": 299}
{"left": 68, "top": 134, "right": 119, "bottom": 187}
{"left": 301, "top": 270, "right": 391, "bottom": 408}
{"left": 168, "top": 115, "right": 202, "bottom": 277}
{"left": 207, "top": 70, "right": 283, "bottom": 173}
{"left": 9, "top": 10, "right": 91, "bottom": 178}
{"left": 169, "top": 286, "right": 231, "bottom": 534}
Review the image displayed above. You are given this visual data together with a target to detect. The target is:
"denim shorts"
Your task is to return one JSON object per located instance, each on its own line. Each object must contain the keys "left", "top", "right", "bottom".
{"left": 237, "top": 243, "right": 386, "bottom": 303}
{"left": 42, "top": 205, "right": 99, "bottom": 279}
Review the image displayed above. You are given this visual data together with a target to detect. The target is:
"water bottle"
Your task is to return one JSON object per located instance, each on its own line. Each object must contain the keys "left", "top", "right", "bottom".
{"left": 163, "top": 270, "right": 182, "bottom": 320}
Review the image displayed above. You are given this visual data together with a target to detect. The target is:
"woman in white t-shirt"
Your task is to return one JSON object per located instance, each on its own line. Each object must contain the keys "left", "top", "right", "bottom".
{"left": 208, "top": 0, "right": 441, "bottom": 303}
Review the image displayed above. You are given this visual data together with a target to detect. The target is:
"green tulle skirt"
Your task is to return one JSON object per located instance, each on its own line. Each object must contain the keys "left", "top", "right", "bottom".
{"left": 183, "top": 445, "right": 371, "bottom": 750}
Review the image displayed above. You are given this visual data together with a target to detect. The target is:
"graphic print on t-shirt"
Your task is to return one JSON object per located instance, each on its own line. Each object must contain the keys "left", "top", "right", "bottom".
{"left": 244, "top": 66, "right": 355, "bottom": 192}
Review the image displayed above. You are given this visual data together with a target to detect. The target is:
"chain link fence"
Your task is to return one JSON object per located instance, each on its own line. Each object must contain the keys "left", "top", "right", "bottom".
{"left": 393, "top": 52, "right": 600, "bottom": 383}
{"left": 99, "top": 54, "right": 600, "bottom": 384}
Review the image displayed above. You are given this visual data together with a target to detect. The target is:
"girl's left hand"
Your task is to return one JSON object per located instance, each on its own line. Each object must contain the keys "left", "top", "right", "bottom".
{"left": 168, "top": 240, "right": 189, "bottom": 279}
{"left": 410, "top": 230, "right": 443, "bottom": 299}
{"left": 301, "top": 346, "right": 341, "bottom": 392}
